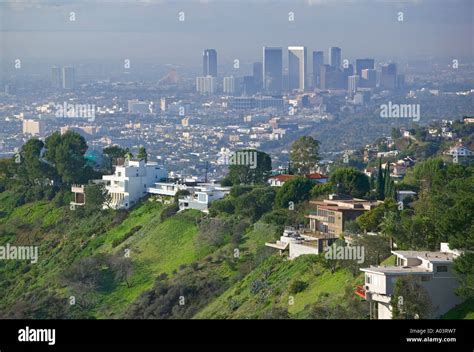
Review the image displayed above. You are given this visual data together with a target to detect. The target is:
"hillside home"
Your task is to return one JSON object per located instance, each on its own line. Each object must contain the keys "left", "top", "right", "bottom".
{"left": 445, "top": 144, "right": 473, "bottom": 157}
{"left": 356, "top": 243, "right": 463, "bottom": 319}
{"left": 102, "top": 159, "right": 168, "bottom": 209}
{"left": 306, "top": 195, "right": 381, "bottom": 237}
{"left": 265, "top": 227, "right": 337, "bottom": 260}
{"left": 178, "top": 184, "right": 230, "bottom": 213}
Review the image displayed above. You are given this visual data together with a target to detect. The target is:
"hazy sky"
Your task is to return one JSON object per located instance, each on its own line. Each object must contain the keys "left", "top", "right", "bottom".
{"left": 1, "top": 0, "right": 473, "bottom": 65}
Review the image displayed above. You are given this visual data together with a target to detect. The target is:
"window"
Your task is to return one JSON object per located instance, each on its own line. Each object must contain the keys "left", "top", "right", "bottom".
{"left": 436, "top": 266, "right": 448, "bottom": 273}
{"left": 366, "top": 275, "right": 371, "bottom": 284}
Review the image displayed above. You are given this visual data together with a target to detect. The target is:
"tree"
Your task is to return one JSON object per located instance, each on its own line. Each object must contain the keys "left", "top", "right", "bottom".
{"left": 227, "top": 149, "right": 272, "bottom": 185}
{"left": 390, "top": 276, "right": 434, "bottom": 319}
{"left": 290, "top": 136, "right": 320, "bottom": 175}
{"left": 84, "top": 183, "right": 111, "bottom": 214}
{"left": 137, "top": 146, "right": 147, "bottom": 162}
{"left": 275, "top": 177, "right": 313, "bottom": 208}
{"left": 329, "top": 167, "right": 370, "bottom": 198}
{"left": 44, "top": 131, "right": 90, "bottom": 185}
{"left": 17, "top": 138, "right": 55, "bottom": 186}
{"left": 103, "top": 145, "right": 130, "bottom": 170}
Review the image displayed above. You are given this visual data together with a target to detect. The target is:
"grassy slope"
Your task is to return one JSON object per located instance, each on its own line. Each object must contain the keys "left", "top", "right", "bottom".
{"left": 196, "top": 255, "right": 396, "bottom": 319}
{"left": 0, "top": 195, "right": 205, "bottom": 318}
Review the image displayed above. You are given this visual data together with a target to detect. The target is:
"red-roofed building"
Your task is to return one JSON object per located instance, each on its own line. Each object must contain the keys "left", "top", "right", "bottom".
{"left": 268, "top": 173, "right": 328, "bottom": 187}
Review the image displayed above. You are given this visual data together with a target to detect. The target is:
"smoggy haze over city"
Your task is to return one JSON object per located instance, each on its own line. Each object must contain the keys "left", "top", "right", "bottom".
{"left": 1, "top": 0, "right": 473, "bottom": 66}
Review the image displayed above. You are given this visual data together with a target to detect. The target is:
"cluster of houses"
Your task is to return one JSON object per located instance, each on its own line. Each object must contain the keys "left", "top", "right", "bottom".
{"left": 71, "top": 158, "right": 230, "bottom": 213}
{"left": 70, "top": 151, "right": 467, "bottom": 320}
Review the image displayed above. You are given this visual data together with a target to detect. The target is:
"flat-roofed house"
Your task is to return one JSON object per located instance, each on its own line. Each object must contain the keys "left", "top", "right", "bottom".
{"left": 306, "top": 195, "right": 380, "bottom": 237}
{"left": 357, "top": 243, "right": 463, "bottom": 319}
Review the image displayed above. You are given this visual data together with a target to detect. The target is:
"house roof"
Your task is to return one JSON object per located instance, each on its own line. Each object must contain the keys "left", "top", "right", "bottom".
{"left": 269, "top": 174, "right": 295, "bottom": 182}
{"left": 305, "top": 172, "right": 328, "bottom": 180}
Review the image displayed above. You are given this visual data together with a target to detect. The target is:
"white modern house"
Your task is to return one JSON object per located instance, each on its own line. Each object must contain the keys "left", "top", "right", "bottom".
{"left": 178, "top": 184, "right": 230, "bottom": 213}
{"left": 102, "top": 159, "right": 167, "bottom": 209}
{"left": 147, "top": 182, "right": 188, "bottom": 197}
{"left": 357, "top": 243, "right": 463, "bottom": 319}
{"left": 265, "top": 227, "right": 337, "bottom": 260}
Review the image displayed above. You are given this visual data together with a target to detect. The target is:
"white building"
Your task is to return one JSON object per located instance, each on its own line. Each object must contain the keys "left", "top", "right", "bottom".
{"left": 128, "top": 100, "right": 151, "bottom": 114}
{"left": 22, "top": 119, "right": 45, "bottom": 136}
{"left": 196, "top": 76, "right": 216, "bottom": 94}
{"left": 348, "top": 75, "right": 360, "bottom": 93}
{"left": 358, "top": 244, "right": 463, "bottom": 319}
{"left": 178, "top": 184, "right": 230, "bottom": 213}
{"left": 223, "top": 76, "right": 235, "bottom": 94}
{"left": 445, "top": 144, "right": 473, "bottom": 157}
{"left": 102, "top": 159, "right": 168, "bottom": 209}
{"left": 148, "top": 182, "right": 188, "bottom": 197}
{"left": 288, "top": 46, "right": 307, "bottom": 91}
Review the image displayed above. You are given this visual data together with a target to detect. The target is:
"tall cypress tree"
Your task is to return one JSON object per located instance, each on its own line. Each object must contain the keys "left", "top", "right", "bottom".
{"left": 384, "top": 163, "right": 391, "bottom": 199}
{"left": 376, "top": 158, "right": 385, "bottom": 200}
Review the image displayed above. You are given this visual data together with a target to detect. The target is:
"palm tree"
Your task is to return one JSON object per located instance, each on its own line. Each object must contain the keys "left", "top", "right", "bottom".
{"left": 379, "top": 211, "right": 399, "bottom": 250}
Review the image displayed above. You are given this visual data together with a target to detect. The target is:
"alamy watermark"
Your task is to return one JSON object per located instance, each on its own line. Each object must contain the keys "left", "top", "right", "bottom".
{"left": 325, "top": 245, "right": 365, "bottom": 264}
{"left": 0, "top": 243, "right": 39, "bottom": 264}
{"left": 380, "top": 101, "right": 420, "bottom": 122}
{"left": 54, "top": 102, "right": 96, "bottom": 122}
{"left": 218, "top": 150, "right": 257, "bottom": 169}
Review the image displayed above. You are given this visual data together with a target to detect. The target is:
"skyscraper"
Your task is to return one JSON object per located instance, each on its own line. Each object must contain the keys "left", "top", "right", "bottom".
{"left": 312, "top": 51, "right": 324, "bottom": 88}
{"left": 355, "top": 59, "right": 375, "bottom": 77}
{"left": 263, "top": 47, "right": 283, "bottom": 95}
{"left": 288, "top": 46, "right": 307, "bottom": 91}
{"left": 252, "top": 62, "right": 263, "bottom": 92}
{"left": 329, "top": 47, "right": 341, "bottom": 69}
{"left": 203, "top": 49, "right": 217, "bottom": 77}
{"left": 62, "top": 66, "right": 75, "bottom": 90}
{"left": 51, "top": 66, "right": 61, "bottom": 89}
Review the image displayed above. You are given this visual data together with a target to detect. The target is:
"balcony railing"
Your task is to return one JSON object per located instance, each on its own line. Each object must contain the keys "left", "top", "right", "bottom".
{"left": 355, "top": 285, "right": 366, "bottom": 299}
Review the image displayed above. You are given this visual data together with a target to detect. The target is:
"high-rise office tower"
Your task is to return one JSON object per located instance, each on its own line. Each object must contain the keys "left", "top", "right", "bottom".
{"left": 361, "top": 69, "right": 376, "bottom": 88}
{"left": 51, "top": 66, "right": 61, "bottom": 89}
{"left": 288, "top": 46, "right": 307, "bottom": 91}
{"left": 252, "top": 62, "right": 263, "bottom": 92}
{"left": 62, "top": 66, "right": 75, "bottom": 90}
{"left": 263, "top": 47, "right": 283, "bottom": 95}
{"left": 329, "top": 47, "right": 341, "bottom": 68}
{"left": 203, "top": 49, "right": 217, "bottom": 77}
{"left": 223, "top": 76, "right": 235, "bottom": 94}
{"left": 312, "top": 51, "right": 324, "bottom": 88}
{"left": 380, "top": 63, "right": 397, "bottom": 90}
{"left": 355, "top": 59, "right": 375, "bottom": 77}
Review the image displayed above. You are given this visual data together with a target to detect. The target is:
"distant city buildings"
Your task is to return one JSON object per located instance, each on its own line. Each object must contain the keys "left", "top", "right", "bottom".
{"left": 51, "top": 66, "right": 75, "bottom": 90}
